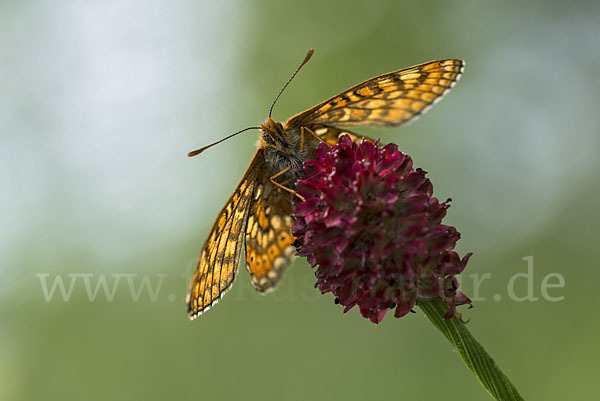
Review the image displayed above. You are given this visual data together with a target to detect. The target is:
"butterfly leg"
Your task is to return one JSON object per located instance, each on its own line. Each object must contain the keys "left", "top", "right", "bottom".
{"left": 270, "top": 167, "right": 306, "bottom": 202}
{"left": 300, "top": 126, "right": 325, "bottom": 149}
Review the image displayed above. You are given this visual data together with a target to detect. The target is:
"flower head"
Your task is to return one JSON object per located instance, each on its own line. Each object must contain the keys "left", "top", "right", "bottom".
{"left": 292, "top": 135, "right": 472, "bottom": 324}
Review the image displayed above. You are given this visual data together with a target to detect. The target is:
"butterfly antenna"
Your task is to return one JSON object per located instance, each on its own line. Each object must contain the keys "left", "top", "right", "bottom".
{"left": 188, "top": 126, "right": 260, "bottom": 157}
{"left": 268, "top": 48, "right": 314, "bottom": 118}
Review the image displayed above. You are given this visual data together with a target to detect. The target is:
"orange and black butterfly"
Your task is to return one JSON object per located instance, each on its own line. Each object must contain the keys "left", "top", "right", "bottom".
{"left": 186, "top": 49, "right": 464, "bottom": 319}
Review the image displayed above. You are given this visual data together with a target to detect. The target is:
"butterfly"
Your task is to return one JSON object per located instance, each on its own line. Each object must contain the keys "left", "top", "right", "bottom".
{"left": 186, "top": 49, "right": 464, "bottom": 319}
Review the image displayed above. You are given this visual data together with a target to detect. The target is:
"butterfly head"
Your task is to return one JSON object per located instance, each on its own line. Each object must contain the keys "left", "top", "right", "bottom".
{"left": 259, "top": 117, "right": 286, "bottom": 146}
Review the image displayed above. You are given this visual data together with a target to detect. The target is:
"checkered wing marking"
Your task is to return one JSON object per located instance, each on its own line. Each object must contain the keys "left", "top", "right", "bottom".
{"left": 287, "top": 59, "right": 464, "bottom": 128}
{"left": 313, "top": 126, "right": 375, "bottom": 145}
{"left": 186, "top": 150, "right": 264, "bottom": 319}
{"left": 245, "top": 178, "right": 296, "bottom": 293}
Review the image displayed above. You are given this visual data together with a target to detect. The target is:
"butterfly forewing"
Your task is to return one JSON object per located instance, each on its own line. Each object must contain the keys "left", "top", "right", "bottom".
{"left": 186, "top": 150, "right": 264, "bottom": 319}
{"left": 287, "top": 59, "right": 464, "bottom": 128}
{"left": 245, "top": 176, "right": 296, "bottom": 292}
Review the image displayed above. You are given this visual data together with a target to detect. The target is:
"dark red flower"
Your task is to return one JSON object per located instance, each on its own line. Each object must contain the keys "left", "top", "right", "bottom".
{"left": 292, "top": 135, "right": 472, "bottom": 324}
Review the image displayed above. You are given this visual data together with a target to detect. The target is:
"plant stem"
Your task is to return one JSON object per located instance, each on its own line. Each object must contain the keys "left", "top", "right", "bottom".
{"left": 418, "top": 297, "right": 525, "bottom": 401}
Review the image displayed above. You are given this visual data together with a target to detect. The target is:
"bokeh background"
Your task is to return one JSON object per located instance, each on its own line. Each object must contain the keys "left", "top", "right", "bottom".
{"left": 2, "top": 1, "right": 599, "bottom": 400}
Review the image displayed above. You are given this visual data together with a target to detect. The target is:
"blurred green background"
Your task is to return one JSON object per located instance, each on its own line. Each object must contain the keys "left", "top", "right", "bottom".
{"left": 2, "top": 1, "right": 599, "bottom": 400}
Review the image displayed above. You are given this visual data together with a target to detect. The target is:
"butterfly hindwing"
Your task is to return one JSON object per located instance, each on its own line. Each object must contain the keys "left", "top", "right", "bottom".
{"left": 245, "top": 174, "right": 296, "bottom": 292}
{"left": 287, "top": 59, "right": 464, "bottom": 128}
{"left": 186, "top": 150, "right": 264, "bottom": 319}
{"left": 312, "top": 126, "right": 375, "bottom": 146}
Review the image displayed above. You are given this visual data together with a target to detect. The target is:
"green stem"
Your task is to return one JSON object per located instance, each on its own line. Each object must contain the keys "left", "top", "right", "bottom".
{"left": 418, "top": 298, "right": 525, "bottom": 401}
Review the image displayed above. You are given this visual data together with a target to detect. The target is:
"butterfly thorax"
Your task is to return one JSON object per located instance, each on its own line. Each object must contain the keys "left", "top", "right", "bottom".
{"left": 259, "top": 117, "right": 318, "bottom": 184}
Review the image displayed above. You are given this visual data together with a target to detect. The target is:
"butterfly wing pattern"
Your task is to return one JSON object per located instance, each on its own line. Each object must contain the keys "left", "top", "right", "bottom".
{"left": 187, "top": 55, "right": 464, "bottom": 319}
{"left": 244, "top": 176, "right": 295, "bottom": 293}
{"left": 287, "top": 59, "right": 464, "bottom": 129}
{"left": 186, "top": 151, "right": 263, "bottom": 318}
{"left": 187, "top": 150, "right": 296, "bottom": 318}
{"left": 313, "top": 126, "right": 374, "bottom": 146}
